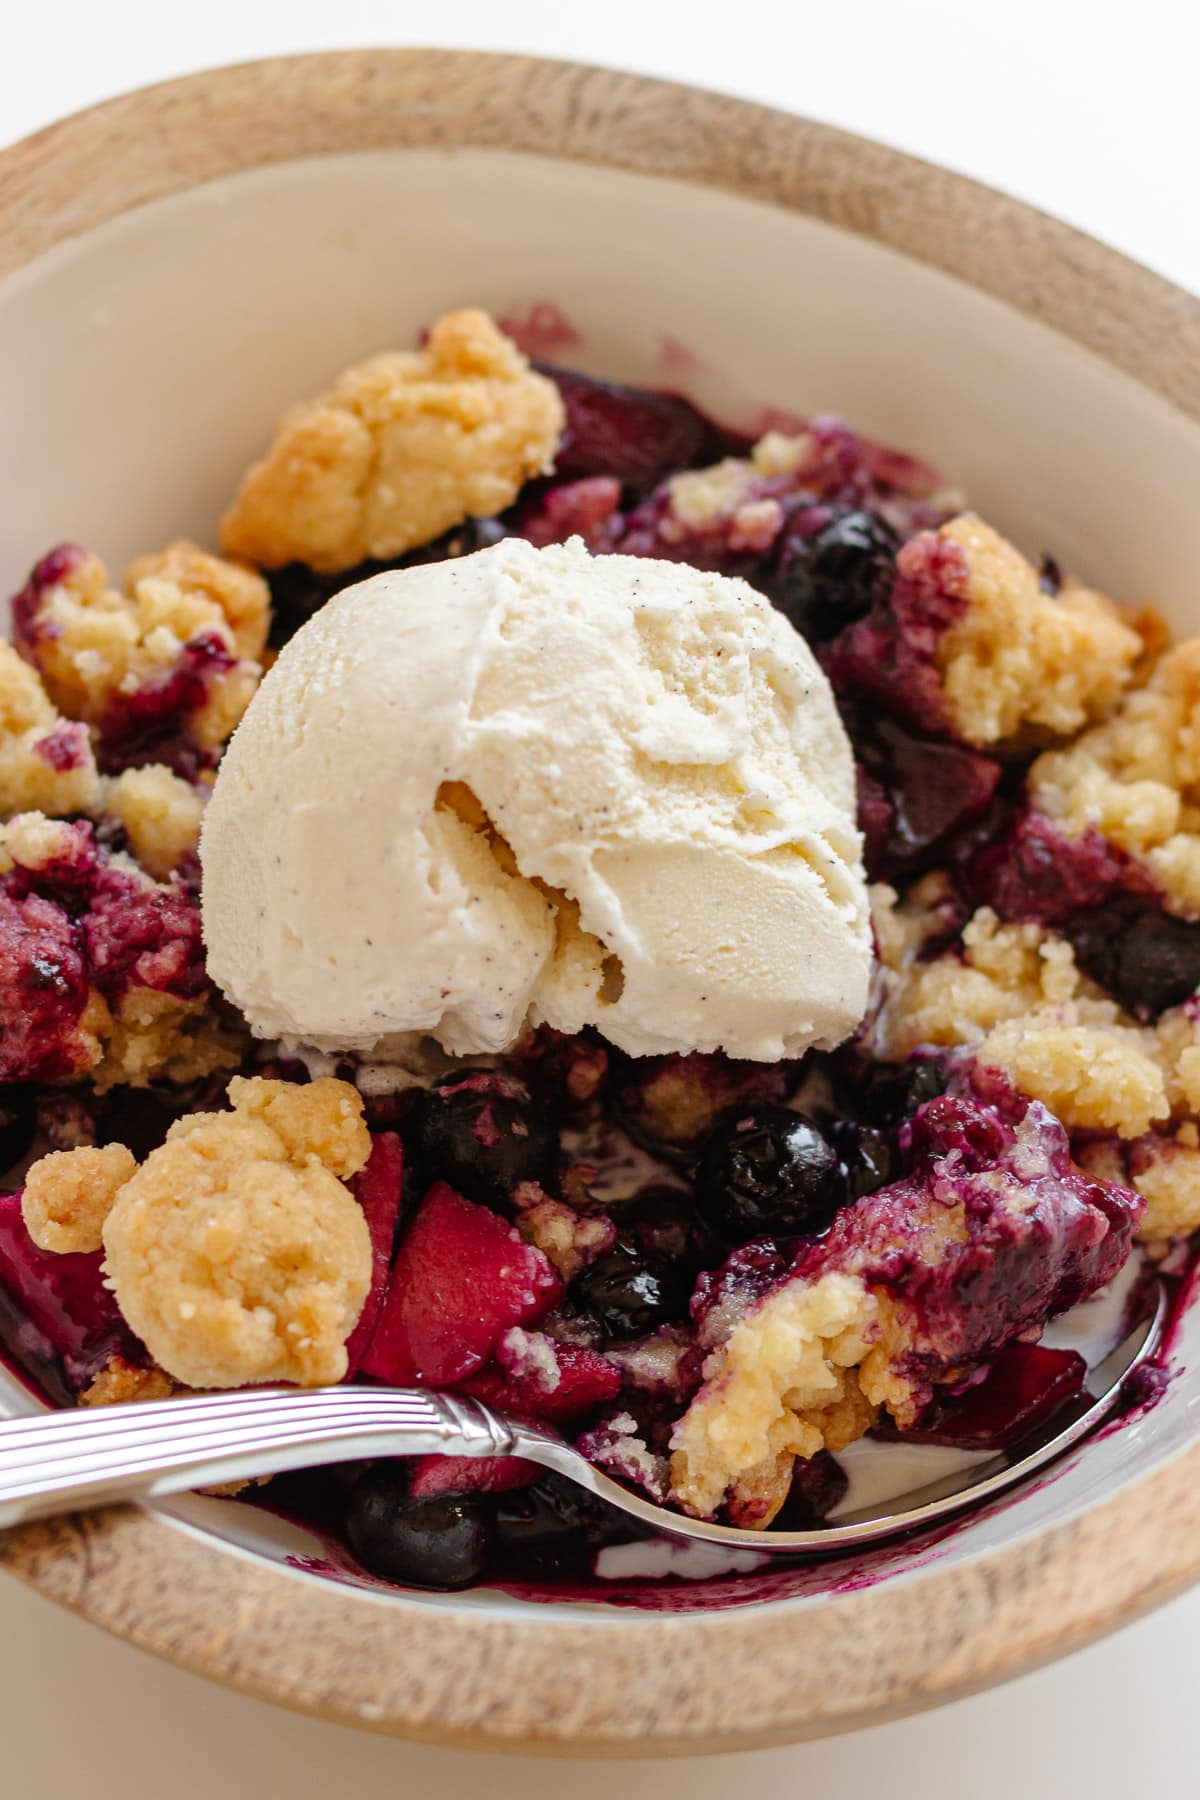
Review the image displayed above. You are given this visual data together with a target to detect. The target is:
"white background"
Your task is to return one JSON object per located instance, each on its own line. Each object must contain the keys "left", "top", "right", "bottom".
{"left": 1, "top": 3, "right": 1198, "bottom": 1794}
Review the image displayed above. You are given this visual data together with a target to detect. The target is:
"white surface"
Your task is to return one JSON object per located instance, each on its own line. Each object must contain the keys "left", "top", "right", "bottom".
{"left": 2, "top": 2, "right": 1198, "bottom": 1794}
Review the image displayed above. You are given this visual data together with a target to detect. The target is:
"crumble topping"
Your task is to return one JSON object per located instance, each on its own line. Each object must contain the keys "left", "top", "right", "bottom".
{"left": 0, "top": 347, "right": 1194, "bottom": 1564}
{"left": 0, "top": 642, "right": 101, "bottom": 817}
{"left": 87, "top": 986, "right": 244, "bottom": 1092}
{"left": 670, "top": 1087, "right": 1138, "bottom": 1522}
{"left": 1029, "top": 636, "right": 1200, "bottom": 915}
{"left": 12, "top": 543, "right": 261, "bottom": 757}
{"left": 23, "top": 1143, "right": 137, "bottom": 1253}
{"left": 105, "top": 765, "right": 204, "bottom": 879}
{"left": 933, "top": 514, "right": 1145, "bottom": 746}
{"left": 93, "top": 1076, "right": 372, "bottom": 1388}
{"left": 124, "top": 540, "right": 270, "bottom": 662}
{"left": 875, "top": 894, "right": 1200, "bottom": 1143}
{"left": 78, "top": 1357, "right": 176, "bottom": 1407}
{"left": 219, "top": 309, "right": 566, "bottom": 572}
{"left": 512, "top": 1179, "right": 615, "bottom": 1280}
{"left": 670, "top": 1271, "right": 881, "bottom": 1519}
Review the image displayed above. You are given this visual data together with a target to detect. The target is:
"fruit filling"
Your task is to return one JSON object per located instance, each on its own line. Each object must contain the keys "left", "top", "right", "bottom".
{"left": 0, "top": 307, "right": 1193, "bottom": 1594}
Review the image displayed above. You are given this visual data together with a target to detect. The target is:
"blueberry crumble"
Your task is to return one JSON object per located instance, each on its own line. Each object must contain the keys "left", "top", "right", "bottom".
{"left": 0, "top": 305, "right": 1193, "bottom": 1592}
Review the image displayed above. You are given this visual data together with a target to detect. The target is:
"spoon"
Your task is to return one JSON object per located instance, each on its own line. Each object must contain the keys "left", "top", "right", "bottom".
{"left": 0, "top": 1282, "right": 1166, "bottom": 1553}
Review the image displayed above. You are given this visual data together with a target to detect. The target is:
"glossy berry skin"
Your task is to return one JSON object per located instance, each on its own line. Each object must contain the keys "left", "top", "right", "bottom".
{"left": 416, "top": 1075, "right": 555, "bottom": 1210}
{"left": 696, "top": 1106, "right": 847, "bottom": 1241}
{"left": 1066, "top": 898, "right": 1200, "bottom": 1019}
{"left": 855, "top": 1057, "right": 948, "bottom": 1127}
{"left": 345, "top": 1464, "right": 492, "bottom": 1590}
{"left": 572, "top": 1238, "right": 690, "bottom": 1343}
{"left": 494, "top": 1473, "right": 636, "bottom": 1578}
{"left": 836, "top": 1123, "right": 898, "bottom": 1201}
{"left": 772, "top": 508, "right": 900, "bottom": 644}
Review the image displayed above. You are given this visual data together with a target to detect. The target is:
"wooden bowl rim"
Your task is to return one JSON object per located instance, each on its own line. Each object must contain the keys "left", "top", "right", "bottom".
{"left": 1, "top": 46, "right": 1199, "bottom": 1754}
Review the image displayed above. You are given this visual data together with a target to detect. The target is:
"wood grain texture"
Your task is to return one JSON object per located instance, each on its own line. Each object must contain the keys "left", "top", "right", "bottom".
{"left": 1, "top": 50, "right": 1198, "bottom": 418}
{"left": 4, "top": 1437, "right": 1200, "bottom": 1754}
{"left": 1, "top": 48, "right": 1199, "bottom": 1753}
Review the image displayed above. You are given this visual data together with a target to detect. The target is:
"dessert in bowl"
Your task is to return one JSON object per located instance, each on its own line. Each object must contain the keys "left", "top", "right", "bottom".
{"left": 1, "top": 49, "right": 1200, "bottom": 1752}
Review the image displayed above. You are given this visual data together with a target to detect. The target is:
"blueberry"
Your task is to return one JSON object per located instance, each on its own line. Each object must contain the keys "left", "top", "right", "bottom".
{"left": 572, "top": 1238, "right": 690, "bottom": 1343}
{"left": 1067, "top": 899, "right": 1200, "bottom": 1018}
{"left": 695, "top": 1106, "right": 847, "bottom": 1240}
{"left": 836, "top": 1124, "right": 898, "bottom": 1201}
{"left": 855, "top": 1058, "right": 948, "bottom": 1127}
{"left": 495, "top": 1474, "right": 636, "bottom": 1577}
{"left": 772, "top": 508, "right": 899, "bottom": 643}
{"left": 345, "top": 1464, "right": 492, "bottom": 1589}
{"left": 0, "top": 1086, "right": 35, "bottom": 1178}
{"left": 416, "top": 1075, "right": 555, "bottom": 1209}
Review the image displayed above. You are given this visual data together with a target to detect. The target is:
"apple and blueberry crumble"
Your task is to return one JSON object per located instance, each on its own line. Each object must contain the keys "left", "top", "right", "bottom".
{"left": 0, "top": 306, "right": 1192, "bottom": 1590}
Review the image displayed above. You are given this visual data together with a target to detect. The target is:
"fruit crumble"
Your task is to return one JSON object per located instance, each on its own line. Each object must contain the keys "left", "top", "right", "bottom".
{"left": 0, "top": 306, "right": 1193, "bottom": 1592}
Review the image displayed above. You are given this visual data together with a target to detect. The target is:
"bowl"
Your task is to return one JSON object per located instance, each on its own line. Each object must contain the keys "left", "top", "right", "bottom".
{"left": 1, "top": 47, "right": 1199, "bottom": 1756}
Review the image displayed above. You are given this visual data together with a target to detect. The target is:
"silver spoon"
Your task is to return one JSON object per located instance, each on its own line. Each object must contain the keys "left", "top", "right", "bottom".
{"left": 0, "top": 1282, "right": 1166, "bottom": 1554}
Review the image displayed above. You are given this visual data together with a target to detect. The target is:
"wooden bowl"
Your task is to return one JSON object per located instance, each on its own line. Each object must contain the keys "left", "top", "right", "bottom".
{"left": 2, "top": 48, "right": 1199, "bottom": 1755}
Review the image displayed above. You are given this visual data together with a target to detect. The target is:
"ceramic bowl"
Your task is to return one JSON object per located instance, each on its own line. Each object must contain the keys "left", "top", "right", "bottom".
{"left": 1, "top": 48, "right": 1199, "bottom": 1756}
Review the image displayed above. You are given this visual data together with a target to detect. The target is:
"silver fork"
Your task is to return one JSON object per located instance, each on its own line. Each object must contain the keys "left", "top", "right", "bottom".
{"left": 0, "top": 1285, "right": 1165, "bottom": 1555}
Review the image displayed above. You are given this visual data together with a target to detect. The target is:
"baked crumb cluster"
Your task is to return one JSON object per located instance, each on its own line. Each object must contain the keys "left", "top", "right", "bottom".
{"left": 219, "top": 308, "right": 565, "bottom": 572}
{"left": 0, "top": 312, "right": 1196, "bottom": 1575}
{"left": 24, "top": 1076, "right": 372, "bottom": 1388}
{"left": 13, "top": 540, "right": 267, "bottom": 770}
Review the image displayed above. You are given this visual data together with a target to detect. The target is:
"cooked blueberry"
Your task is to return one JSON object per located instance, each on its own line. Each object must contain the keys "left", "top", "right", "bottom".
{"left": 772, "top": 508, "right": 900, "bottom": 643}
{"left": 855, "top": 1057, "right": 948, "bottom": 1126}
{"left": 572, "top": 1238, "right": 690, "bottom": 1343}
{"left": 836, "top": 1124, "right": 898, "bottom": 1201}
{"left": 495, "top": 1473, "right": 635, "bottom": 1576}
{"left": 1067, "top": 898, "right": 1200, "bottom": 1018}
{"left": 416, "top": 1074, "right": 555, "bottom": 1209}
{"left": 696, "top": 1106, "right": 847, "bottom": 1240}
{"left": 0, "top": 1086, "right": 36, "bottom": 1178}
{"left": 345, "top": 1464, "right": 492, "bottom": 1589}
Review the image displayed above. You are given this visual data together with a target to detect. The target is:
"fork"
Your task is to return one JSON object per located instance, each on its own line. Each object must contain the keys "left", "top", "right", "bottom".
{"left": 0, "top": 1285, "right": 1165, "bottom": 1555}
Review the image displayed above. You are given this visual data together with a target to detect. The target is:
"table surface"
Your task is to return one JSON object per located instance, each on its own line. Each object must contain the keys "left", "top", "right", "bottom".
{"left": 2, "top": 3, "right": 1197, "bottom": 1793}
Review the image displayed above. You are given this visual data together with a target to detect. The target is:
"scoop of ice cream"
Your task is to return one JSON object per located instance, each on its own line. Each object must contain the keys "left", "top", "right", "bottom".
{"left": 201, "top": 538, "right": 870, "bottom": 1061}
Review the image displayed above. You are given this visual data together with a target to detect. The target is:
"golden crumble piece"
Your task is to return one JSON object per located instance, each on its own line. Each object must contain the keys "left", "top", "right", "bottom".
{"left": 79, "top": 1357, "right": 177, "bottom": 1407}
{"left": 1127, "top": 1130, "right": 1200, "bottom": 1246}
{"left": 0, "top": 811, "right": 81, "bottom": 876}
{"left": 18, "top": 546, "right": 260, "bottom": 752}
{"left": 87, "top": 986, "right": 246, "bottom": 1093}
{"left": 724, "top": 1450, "right": 796, "bottom": 1530}
{"left": 935, "top": 514, "right": 1144, "bottom": 746}
{"left": 223, "top": 1075, "right": 372, "bottom": 1181}
{"left": 878, "top": 898, "right": 1200, "bottom": 1150}
{"left": 512, "top": 1180, "right": 614, "bottom": 1281}
{"left": 0, "top": 641, "right": 102, "bottom": 818}
{"left": 979, "top": 1017, "right": 1168, "bottom": 1140}
{"left": 22, "top": 1143, "right": 137, "bottom": 1253}
{"left": 105, "top": 765, "right": 204, "bottom": 879}
{"left": 125, "top": 540, "right": 270, "bottom": 661}
{"left": 80, "top": 1076, "right": 374, "bottom": 1389}
{"left": 670, "top": 1272, "right": 884, "bottom": 1520}
{"left": 1029, "top": 636, "right": 1200, "bottom": 916}
{"left": 219, "top": 308, "right": 566, "bottom": 573}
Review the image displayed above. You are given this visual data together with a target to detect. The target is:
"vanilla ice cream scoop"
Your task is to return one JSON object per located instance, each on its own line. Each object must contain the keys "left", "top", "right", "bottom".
{"left": 201, "top": 538, "right": 871, "bottom": 1062}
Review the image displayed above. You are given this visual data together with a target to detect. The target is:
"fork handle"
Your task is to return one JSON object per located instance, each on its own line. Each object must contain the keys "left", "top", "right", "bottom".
{"left": 0, "top": 1387, "right": 520, "bottom": 1528}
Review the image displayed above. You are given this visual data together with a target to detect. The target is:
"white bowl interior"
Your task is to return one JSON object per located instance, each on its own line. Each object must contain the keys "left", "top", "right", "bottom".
{"left": 1, "top": 146, "right": 1197, "bottom": 1617}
